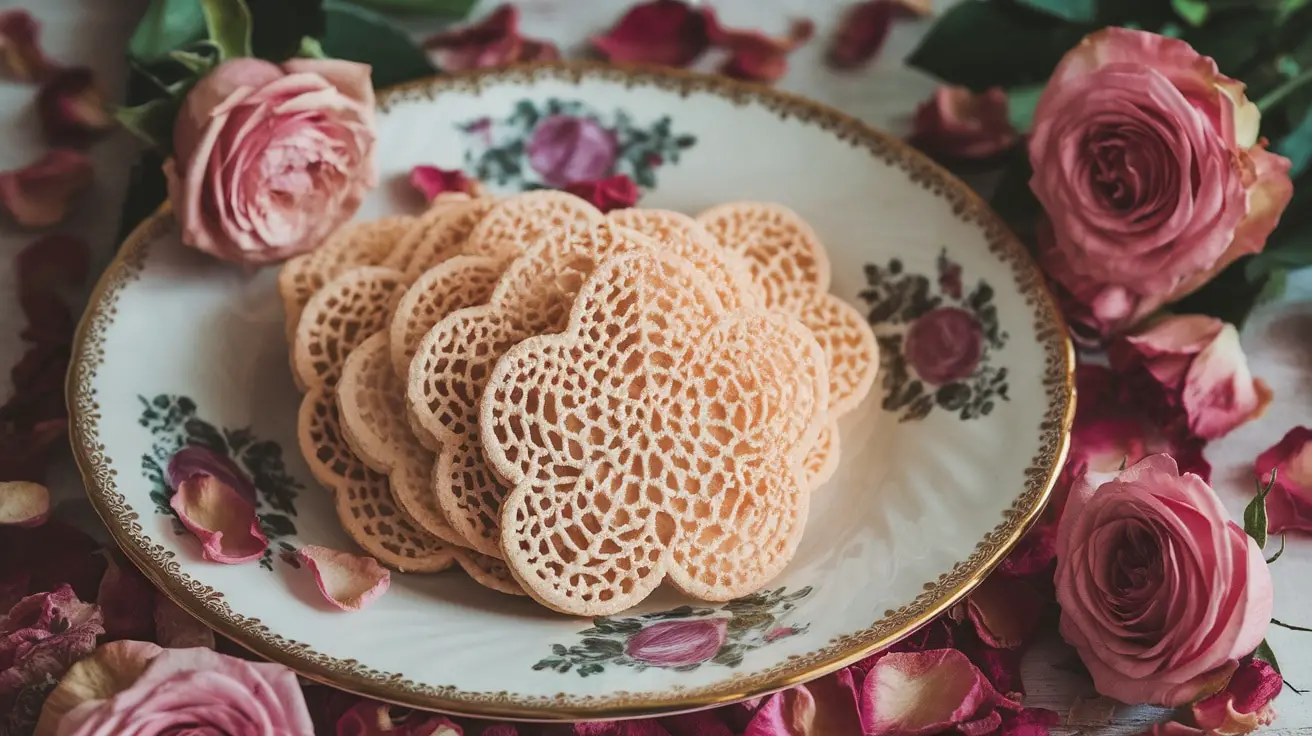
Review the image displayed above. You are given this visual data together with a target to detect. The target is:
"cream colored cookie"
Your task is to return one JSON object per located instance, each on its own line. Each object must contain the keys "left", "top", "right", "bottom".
{"left": 334, "top": 467, "right": 456, "bottom": 573}
{"left": 480, "top": 248, "right": 828, "bottom": 616}
{"left": 297, "top": 386, "right": 371, "bottom": 490}
{"left": 407, "top": 223, "right": 656, "bottom": 558}
{"left": 453, "top": 549, "right": 527, "bottom": 596}
{"left": 292, "top": 266, "right": 409, "bottom": 392}
{"left": 463, "top": 190, "right": 604, "bottom": 261}
{"left": 279, "top": 216, "right": 415, "bottom": 341}
{"left": 378, "top": 192, "right": 474, "bottom": 273}
{"left": 388, "top": 256, "right": 505, "bottom": 380}
{"left": 803, "top": 419, "right": 841, "bottom": 489}
{"left": 401, "top": 198, "right": 498, "bottom": 281}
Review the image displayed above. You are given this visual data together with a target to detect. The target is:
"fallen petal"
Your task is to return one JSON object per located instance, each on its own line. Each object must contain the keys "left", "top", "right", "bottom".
{"left": 166, "top": 445, "right": 256, "bottom": 506}
{"left": 409, "top": 165, "right": 479, "bottom": 203}
{"left": 0, "top": 10, "right": 57, "bottom": 83}
{"left": 16, "top": 234, "right": 90, "bottom": 317}
{"left": 1255, "top": 426, "right": 1312, "bottom": 534}
{"left": 563, "top": 174, "right": 640, "bottom": 213}
{"left": 827, "top": 0, "right": 896, "bottom": 69}
{"left": 153, "top": 596, "right": 215, "bottom": 649}
{"left": 0, "top": 149, "right": 94, "bottom": 228}
{"left": 965, "top": 574, "right": 1046, "bottom": 649}
{"left": 591, "top": 0, "right": 718, "bottom": 67}
{"left": 297, "top": 545, "right": 390, "bottom": 611}
{"left": 860, "top": 649, "right": 1021, "bottom": 736}
{"left": 1192, "top": 658, "right": 1281, "bottom": 734}
{"left": 169, "top": 473, "right": 268, "bottom": 564}
{"left": 37, "top": 67, "right": 113, "bottom": 146}
{"left": 715, "top": 18, "right": 814, "bottom": 83}
{"left": 0, "top": 481, "right": 49, "bottom": 527}
{"left": 95, "top": 552, "right": 157, "bottom": 641}
{"left": 908, "top": 86, "right": 1018, "bottom": 162}
{"left": 997, "top": 707, "right": 1060, "bottom": 736}
{"left": 424, "top": 5, "right": 558, "bottom": 71}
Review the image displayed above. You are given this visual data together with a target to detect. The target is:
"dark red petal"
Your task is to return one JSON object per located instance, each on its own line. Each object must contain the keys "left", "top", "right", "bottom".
{"left": 37, "top": 67, "right": 113, "bottom": 146}
{"left": 828, "top": 1, "right": 896, "bottom": 69}
{"left": 423, "top": 5, "right": 553, "bottom": 71}
{"left": 408, "top": 165, "right": 478, "bottom": 203}
{"left": 563, "top": 174, "right": 640, "bottom": 213}
{"left": 0, "top": 150, "right": 94, "bottom": 228}
{"left": 591, "top": 0, "right": 717, "bottom": 67}
{"left": 714, "top": 18, "right": 814, "bottom": 83}
{"left": 96, "top": 552, "right": 157, "bottom": 641}
{"left": 15, "top": 235, "right": 89, "bottom": 314}
{"left": 0, "top": 10, "right": 58, "bottom": 83}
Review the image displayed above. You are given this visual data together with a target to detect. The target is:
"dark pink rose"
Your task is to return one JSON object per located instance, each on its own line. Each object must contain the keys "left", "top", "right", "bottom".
{"left": 1192, "top": 658, "right": 1281, "bottom": 734}
{"left": 909, "top": 86, "right": 1018, "bottom": 162}
{"left": 1110, "top": 315, "right": 1271, "bottom": 441}
{"left": 1029, "top": 29, "right": 1293, "bottom": 339}
{"left": 165, "top": 58, "right": 377, "bottom": 266}
{"left": 1055, "top": 455, "right": 1273, "bottom": 706}
{"left": 0, "top": 585, "right": 104, "bottom": 706}
{"left": 625, "top": 619, "right": 727, "bottom": 667}
{"left": 1255, "top": 426, "right": 1312, "bottom": 534}
{"left": 526, "top": 115, "right": 618, "bottom": 188}
{"left": 903, "top": 306, "right": 983, "bottom": 386}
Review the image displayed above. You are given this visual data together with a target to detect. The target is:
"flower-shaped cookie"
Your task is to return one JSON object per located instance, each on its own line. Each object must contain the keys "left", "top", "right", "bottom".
{"left": 480, "top": 248, "right": 827, "bottom": 615}
{"left": 465, "top": 190, "right": 604, "bottom": 261}
{"left": 391, "top": 196, "right": 497, "bottom": 282}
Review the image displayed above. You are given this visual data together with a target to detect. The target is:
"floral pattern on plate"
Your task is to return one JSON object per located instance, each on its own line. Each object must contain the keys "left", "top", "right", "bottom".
{"left": 458, "top": 98, "right": 697, "bottom": 190}
{"left": 139, "top": 394, "right": 302, "bottom": 570}
{"left": 860, "top": 250, "right": 1010, "bottom": 423}
{"left": 534, "top": 587, "right": 812, "bottom": 676}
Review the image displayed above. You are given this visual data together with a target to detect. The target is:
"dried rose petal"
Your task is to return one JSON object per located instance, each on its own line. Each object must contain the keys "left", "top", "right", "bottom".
{"left": 336, "top": 701, "right": 464, "bottom": 735}
{"left": 95, "top": 553, "right": 156, "bottom": 642}
{"left": 997, "top": 707, "right": 1060, "bottom": 736}
{"left": 296, "top": 545, "right": 390, "bottom": 611}
{"left": 828, "top": 1, "right": 896, "bottom": 69}
{"left": 563, "top": 174, "right": 640, "bottom": 213}
{"left": 591, "top": 0, "right": 718, "bottom": 67}
{"left": 409, "top": 165, "right": 479, "bottom": 203}
{"left": 169, "top": 474, "right": 268, "bottom": 564}
{"left": 424, "top": 5, "right": 560, "bottom": 71}
{"left": 963, "top": 574, "right": 1046, "bottom": 650}
{"left": 1192, "top": 658, "right": 1281, "bottom": 734}
{"left": 1255, "top": 426, "right": 1312, "bottom": 534}
{"left": 37, "top": 67, "right": 113, "bottom": 146}
{"left": 0, "top": 149, "right": 94, "bottom": 228}
{"left": 860, "top": 649, "right": 1023, "bottom": 735}
{"left": 0, "top": 585, "right": 105, "bottom": 703}
{"left": 153, "top": 597, "right": 215, "bottom": 649}
{"left": 0, "top": 481, "right": 49, "bottom": 527}
{"left": 908, "top": 87, "right": 1019, "bottom": 162}
{"left": 166, "top": 446, "right": 256, "bottom": 506}
{"left": 714, "top": 18, "right": 815, "bottom": 83}
{"left": 0, "top": 10, "right": 56, "bottom": 83}
{"left": 742, "top": 669, "right": 862, "bottom": 735}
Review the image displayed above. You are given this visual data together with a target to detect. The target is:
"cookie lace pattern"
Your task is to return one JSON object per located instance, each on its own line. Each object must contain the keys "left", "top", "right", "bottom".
{"left": 480, "top": 249, "right": 828, "bottom": 615}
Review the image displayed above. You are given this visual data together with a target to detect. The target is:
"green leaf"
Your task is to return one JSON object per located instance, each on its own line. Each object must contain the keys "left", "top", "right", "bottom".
{"left": 1182, "top": 10, "right": 1280, "bottom": 76}
{"left": 130, "top": 0, "right": 207, "bottom": 60}
{"left": 906, "top": 2, "right": 1088, "bottom": 91}
{"left": 1254, "top": 268, "right": 1289, "bottom": 307}
{"left": 1014, "top": 0, "right": 1096, "bottom": 22}
{"left": 115, "top": 98, "right": 179, "bottom": 150}
{"left": 1172, "top": 0, "right": 1210, "bottom": 25}
{"left": 348, "top": 0, "right": 476, "bottom": 16}
{"left": 1275, "top": 107, "right": 1312, "bottom": 176}
{"left": 321, "top": 0, "right": 435, "bottom": 88}
{"left": 168, "top": 47, "right": 217, "bottom": 76}
{"left": 1006, "top": 85, "right": 1045, "bottom": 135}
{"left": 299, "top": 36, "right": 327, "bottom": 58}
{"left": 200, "top": 0, "right": 254, "bottom": 59}
{"left": 1253, "top": 639, "right": 1281, "bottom": 675}
{"left": 1243, "top": 470, "right": 1277, "bottom": 549}
{"left": 249, "top": 0, "right": 325, "bottom": 62}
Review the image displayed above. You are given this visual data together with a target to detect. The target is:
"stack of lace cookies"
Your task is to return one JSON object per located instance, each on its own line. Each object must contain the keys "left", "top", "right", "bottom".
{"left": 281, "top": 189, "right": 879, "bottom": 616}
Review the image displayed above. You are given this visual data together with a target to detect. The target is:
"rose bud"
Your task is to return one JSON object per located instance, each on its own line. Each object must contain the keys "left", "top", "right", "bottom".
{"left": 0, "top": 149, "right": 94, "bottom": 228}
{"left": 37, "top": 67, "right": 113, "bottom": 146}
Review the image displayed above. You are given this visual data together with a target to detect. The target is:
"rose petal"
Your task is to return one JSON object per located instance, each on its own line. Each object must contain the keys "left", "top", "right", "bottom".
{"left": 657, "top": 711, "right": 735, "bottom": 736}
{"left": 743, "top": 669, "right": 862, "bottom": 736}
{"left": 424, "top": 5, "right": 559, "bottom": 71}
{"left": 713, "top": 18, "right": 814, "bottom": 83}
{"left": 31, "top": 640, "right": 163, "bottom": 736}
{"left": 1191, "top": 658, "right": 1280, "bottom": 735}
{"left": 965, "top": 574, "right": 1046, "bottom": 650}
{"left": 827, "top": 1, "right": 906, "bottom": 70}
{"left": 169, "top": 473, "right": 268, "bottom": 564}
{"left": 152, "top": 596, "right": 215, "bottom": 649}
{"left": 0, "top": 481, "right": 49, "bottom": 527}
{"left": 563, "top": 174, "right": 640, "bottom": 213}
{"left": 0, "top": 10, "right": 57, "bottom": 83}
{"left": 95, "top": 553, "right": 156, "bottom": 641}
{"left": 591, "top": 0, "right": 717, "bottom": 67}
{"left": 165, "top": 445, "right": 256, "bottom": 506}
{"left": 860, "top": 649, "right": 1021, "bottom": 735}
{"left": 409, "top": 165, "right": 480, "bottom": 203}
{"left": 997, "top": 707, "right": 1060, "bottom": 736}
{"left": 0, "top": 585, "right": 105, "bottom": 703}
{"left": 1256, "top": 426, "right": 1312, "bottom": 534}
{"left": 335, "top": 700, "right": 464, "bottom": 735}
{"left": 1181, "top": 324, "right": 1271, "bottom": 440}
{"left": 0, "top": 149, "right": 93, "bottom": 228}
{"left": 37, "top": 67, "right": 113, "bottom": 146}
{"left": 908, "top": 87, "right": 1018, "bottom": 162}
{"left": 296, "top": 545, "right": 390, "bottom": 611}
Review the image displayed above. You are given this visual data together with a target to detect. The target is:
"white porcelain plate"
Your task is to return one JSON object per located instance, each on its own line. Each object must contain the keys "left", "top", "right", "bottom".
{"left": 70, "top": 64, "right": 1074, "bottom": 720}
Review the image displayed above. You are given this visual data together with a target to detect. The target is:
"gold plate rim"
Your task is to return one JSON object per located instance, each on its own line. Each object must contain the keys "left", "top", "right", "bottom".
{"left": 68, "top": 60, "right": 1076, "bottom": 721}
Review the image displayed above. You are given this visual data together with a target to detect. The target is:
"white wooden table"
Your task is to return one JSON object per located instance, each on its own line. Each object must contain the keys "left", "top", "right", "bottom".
{"left": 3, "top": 1, "right": 1309, "bottom": 732}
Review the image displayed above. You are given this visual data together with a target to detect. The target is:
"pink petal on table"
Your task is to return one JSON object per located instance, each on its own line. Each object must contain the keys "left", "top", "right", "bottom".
{"left": 0, "top": 149, "right": 94, "bottom": 228}
{"left": 860, "top": 649, "right": 1021, "bottom": 736}
{"left": 713, "top": 18, "right": 814, "bottom": 83}
{"left": 1191, "top": 658, "right": 1281, "bottom": 734}
{"left": 95, "top": 552, "right": 156, "bottom": 641}
{"left": 827, "top": 1, "right": 895, "bottom": 69}
{"left": 169, "top": 473, "right": 268, "bottom": 564}
{"left": 0, "top": 10, "right": 57, "bottom": 82}
{"left": 1255, "top": 426, "right": 1312, "bottom": 534}
{"left": 0, "top": 481, "right": 49, "bottom": 527}
{"left": 590, "top": 0, "right": 718, "bottom": 67}
{"left": 166, "top": 445, "right": 256, "bottom": 506}
{"left": 409, "top": 165, "right": 479, "bottom": 202}
{"left": 296, "top": 545, "right": 390, "bottom": 611}
{"left": 423, "top": 5, "right": 559, "bottom": 71}
{"left": 563, "top": 174, "right": 640, "bottom": 213}
{"left": 37, "top": 67, "right": 113, "bottom": 146}
{"left": 153, "top": 596, "right": 215, "bottom": 649}
{"left": 964, "top": 574, "right": 1047, "bottom": 650}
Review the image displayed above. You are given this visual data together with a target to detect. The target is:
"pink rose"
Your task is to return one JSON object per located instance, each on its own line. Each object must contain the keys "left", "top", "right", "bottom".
{"left": 908, "top": 86, "right": 1018, "bottom": 162}
{"left": 525, "top": 115, "right": 618, "bottom": 188}
{"left": 1055, "top": 455, "right": 1273, "bottom": 706}
{"left": 0, "top": 585, "right": 104, "bottom": 709}
{"left": 1255, "top": 426, "right": 1312, "bottom": 534}
{"left": 39, "top": 643, "right": 313, "bottom": 736}
{"left": 1029, "top": 28, "right": 1293, "bottom": 339}
{"left": 1110, "top": 315, "right": 1271, "bottom": 441}
{"left": 165, "top": 58, "right": 377, "bottom": 266}
{"left": 903, "top": 306, "right": 983, "bottom": 386}
{"left": 625, "top": 619, "right": 727, "bottom": 668}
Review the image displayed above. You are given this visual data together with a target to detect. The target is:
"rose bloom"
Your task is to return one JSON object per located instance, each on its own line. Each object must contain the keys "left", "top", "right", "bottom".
{"left": 1029, "top": 28, "right": 1293, "bottom": 339}
{"left": 165, "top": 58, "right": 377, "bottom": 266}
{"left": 36, "top": 642, "right": 314, "bottom": 736}
{"left": 1055, "top": 455, "right": 1273, "bottom": 707}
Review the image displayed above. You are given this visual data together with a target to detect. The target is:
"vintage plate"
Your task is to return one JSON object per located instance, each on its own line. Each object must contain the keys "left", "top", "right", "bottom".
{"left": 70, "top": 63, "right": 1074, "bottom": 720}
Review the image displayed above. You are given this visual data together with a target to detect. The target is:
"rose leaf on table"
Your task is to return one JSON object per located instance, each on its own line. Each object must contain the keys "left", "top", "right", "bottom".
{"left": 1243, "top": 470, "right": 1278, "bottom": 550}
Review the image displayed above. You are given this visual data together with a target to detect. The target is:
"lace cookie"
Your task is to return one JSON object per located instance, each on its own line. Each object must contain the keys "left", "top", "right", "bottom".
{"left": 480, "top": 248, "right": 827, "bottom": 615}
{"left": 464, "top": 190, "right": 605, "bottom": 261}
{"left": 291, "top": 266, "right": 409, "bottom": 392}
{"left": 333, "top": 467, "right": 456, "bottom": 573}
{"left": 605, "top": 208, "right": 762, "bottom": 309}
{"left": 388, "top": 255, "right": 505, "bottom": 380}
